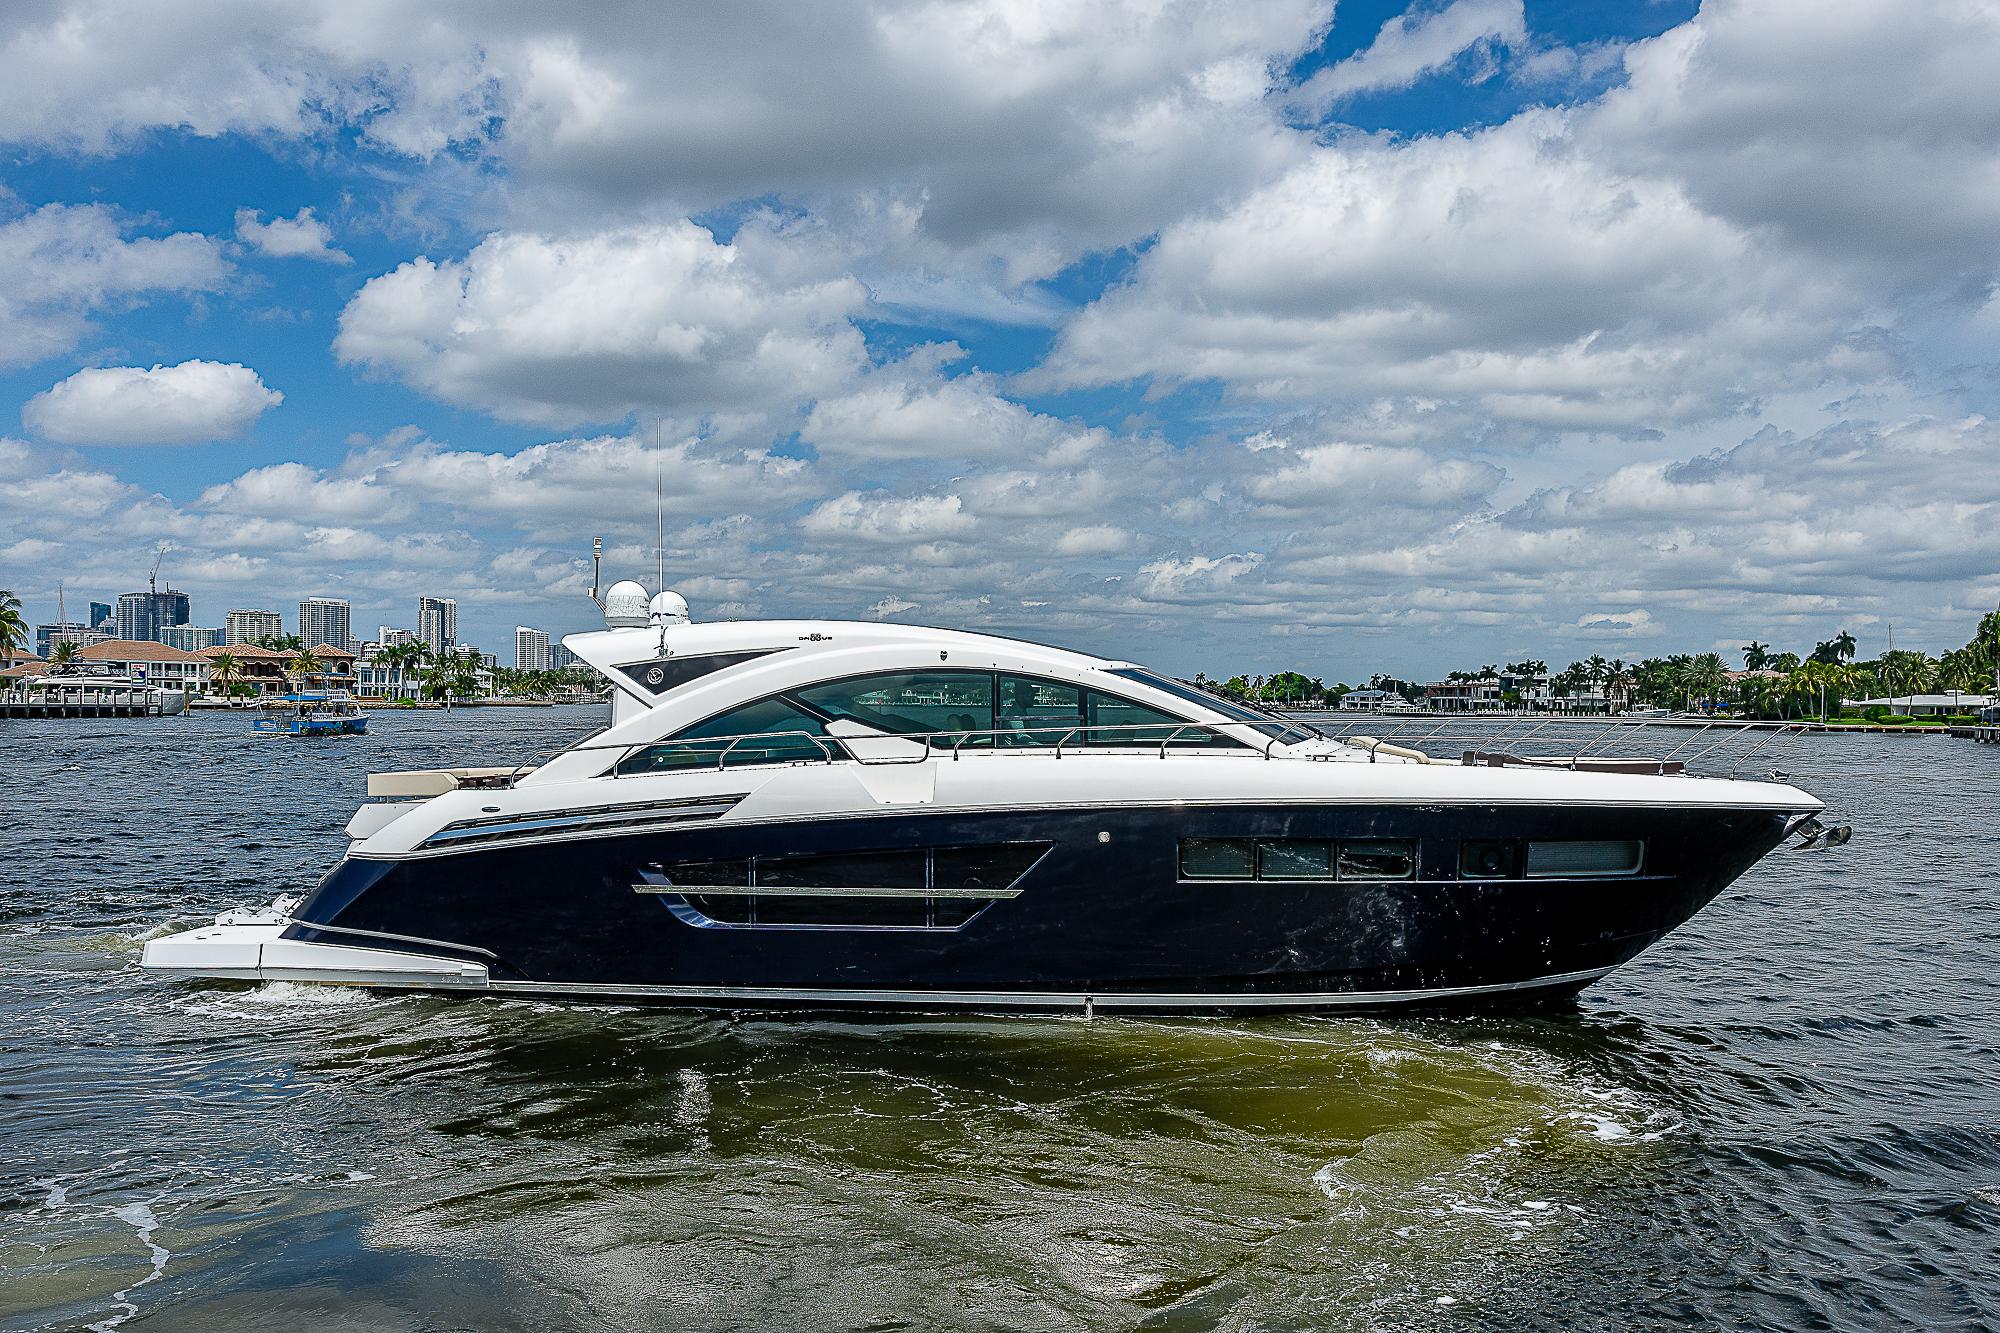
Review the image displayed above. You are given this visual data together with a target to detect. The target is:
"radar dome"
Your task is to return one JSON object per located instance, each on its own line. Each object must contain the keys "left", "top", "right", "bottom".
{"left": 603, "top": 580, "right": 650, "bottom": 628}
{"left": 649, "top": 590, "right": 691, "bottom": 626}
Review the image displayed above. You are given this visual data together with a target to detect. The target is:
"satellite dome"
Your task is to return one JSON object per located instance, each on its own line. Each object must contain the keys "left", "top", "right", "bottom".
{"left": 603, "top": 580, "right": 651, "bottom": 628}
{"left": 649, "top": 590, "right": 691, "bottom": 626}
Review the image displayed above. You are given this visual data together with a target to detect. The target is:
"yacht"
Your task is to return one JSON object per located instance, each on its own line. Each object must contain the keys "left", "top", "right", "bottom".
{"left": 143, "top": 583, "right": 1823, "bottom": 1012}
{"left": 252, "top": 691, "right": 369, "bottom": 737}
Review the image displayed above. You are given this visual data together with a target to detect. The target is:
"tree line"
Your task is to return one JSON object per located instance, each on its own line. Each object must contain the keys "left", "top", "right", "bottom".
{"left": 1186, "top": 606, "right": 2000, "bottom": 720}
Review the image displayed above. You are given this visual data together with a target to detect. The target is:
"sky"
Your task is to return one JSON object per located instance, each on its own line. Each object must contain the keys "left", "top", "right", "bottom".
{"left": 2, "top": 0, "right": 1998, "bottom": 678}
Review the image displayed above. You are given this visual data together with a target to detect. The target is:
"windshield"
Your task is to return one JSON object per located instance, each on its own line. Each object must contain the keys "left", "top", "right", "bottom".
{"left": 1107, "top": 668, "right": 1317, "bottom": 744}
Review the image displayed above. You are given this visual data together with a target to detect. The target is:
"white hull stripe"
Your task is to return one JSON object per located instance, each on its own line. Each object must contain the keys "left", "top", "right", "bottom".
{"left": 474, "top": 965, "right": 1618, "bottom": 1008}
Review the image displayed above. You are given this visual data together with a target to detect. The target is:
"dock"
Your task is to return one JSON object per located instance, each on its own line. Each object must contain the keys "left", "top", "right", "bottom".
{"left": 2, "top": 685, "right": 182, "bottom": 718}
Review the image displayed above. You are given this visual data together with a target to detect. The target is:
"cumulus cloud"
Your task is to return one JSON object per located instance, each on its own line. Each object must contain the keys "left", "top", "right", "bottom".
{"left": 799, "top": 491, "right": 975, "bottom": 545}
{"left": 1573, "top": 609, "right": 1656, "bottom": 637}
{"left": 1038, "top": 110, "right": 1845, "bottom": 430}
{"left": 1587, "top": 0, "right": 2000, "bottom": 284}
{"left": 0, "top": 204, "right": 228, "bottom": 367}
{"left": 1294, "top": 0, "right": 1523, "bottom": 111}
{"left": 235, "top": 206, "right": 350, "bottom": 263}
{"left": 1241, "top": 439, "right": 1504, "bottom": 510}
{"left": 1041, "top": 0, "right": 2000, "bottom": 441}
{"left": 0, "top": 0, "right": 1326, "bottom": 278}
{"left": 23, "top": 360, "right": 282, "bottom": 445}
{"left": 334, "top": 221, "right": 868, "bottom": 426}
{"left": 802, "top": 346, "right": 1104, "bottom": 463}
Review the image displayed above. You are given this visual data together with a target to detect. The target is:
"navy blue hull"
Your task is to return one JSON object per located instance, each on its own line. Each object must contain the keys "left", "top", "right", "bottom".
{"left": 283, "top": 802, "right": 1795, "bottom": 1010}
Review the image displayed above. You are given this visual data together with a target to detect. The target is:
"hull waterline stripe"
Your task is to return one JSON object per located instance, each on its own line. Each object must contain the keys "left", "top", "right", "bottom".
{"left": 473, "top": 965, "right": 1617, "bottom": 1008}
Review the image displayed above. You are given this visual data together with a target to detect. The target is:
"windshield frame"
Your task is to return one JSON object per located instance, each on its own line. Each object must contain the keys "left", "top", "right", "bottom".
{"left": 1106, "top": 668, "right": 1317, "bottom": 744}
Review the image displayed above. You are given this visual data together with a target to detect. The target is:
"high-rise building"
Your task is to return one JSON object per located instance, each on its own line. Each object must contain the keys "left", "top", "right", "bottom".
{"left": 113, "top": 588, "right": 191, "bottom": 643}
{"left": 514, "top": 626, "right": 551, "bottom": 671}
{"left": 160, "top": 625, "right": 224, "bottom": 652}
{"left": 549, "top": 642, "right": 577, "bottom": 671}
{"left": 225, "top": 609, "right": 284, "bottom": 645}
{"left": 299, "top": 598, "right": 352, "bottom": 650}
{"left": 377, "top": 626, "right": 417, "bottom": 649}
{"left": 35, "top": 622, "right": 94, "bottom": 658}
{"left": 88, "top": 602, "right": 112, "bottom": 629}
{"left": 417, "top": 596, "right": 458, "bottom": 655}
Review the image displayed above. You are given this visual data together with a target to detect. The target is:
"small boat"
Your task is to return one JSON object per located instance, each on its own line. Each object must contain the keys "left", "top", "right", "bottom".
{"left": 144, "top": 581, "right": 1825, "bottom": 1013}
{"left": 252, "top": 692, "right": 368, "bottom": 737}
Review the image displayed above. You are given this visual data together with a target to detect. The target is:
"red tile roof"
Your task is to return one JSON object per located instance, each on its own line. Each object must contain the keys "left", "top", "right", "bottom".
{"left": 81, "top": 640, "right": 206, "bottom": 664}
{"left": 197, "top": 644, "right": 290, "bottom": 661}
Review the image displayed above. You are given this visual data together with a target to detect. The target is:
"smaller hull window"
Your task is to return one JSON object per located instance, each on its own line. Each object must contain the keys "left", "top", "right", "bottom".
{"left": 1338, "top": 840, "right": 1417, "bottom": 881}
{"left": 1460, "top": 841, "right": 1518, "bottom": 879}
{"left": 1182, "top": 838, "right": 1256, "bottom": 880}
{"left": 1524, "top": 840, "right": 1645, "bottom": 878}
{"left": 1180, "top": 838, "right": 1415, "bottom": 882}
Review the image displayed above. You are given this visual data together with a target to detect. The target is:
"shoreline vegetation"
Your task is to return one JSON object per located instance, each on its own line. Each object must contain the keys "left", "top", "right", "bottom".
{"left": 1198, "top": 606, "right": 2000, "bottom": 729}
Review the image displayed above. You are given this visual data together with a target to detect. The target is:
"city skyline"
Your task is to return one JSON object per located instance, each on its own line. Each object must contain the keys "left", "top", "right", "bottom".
{"left": 2, "top": 3, "right": 1999, "bottom": 679}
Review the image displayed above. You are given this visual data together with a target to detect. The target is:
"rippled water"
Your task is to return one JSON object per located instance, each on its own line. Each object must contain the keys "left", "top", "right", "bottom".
{"left": 3, "top": 708, "right": 1997, "bottom": 1330}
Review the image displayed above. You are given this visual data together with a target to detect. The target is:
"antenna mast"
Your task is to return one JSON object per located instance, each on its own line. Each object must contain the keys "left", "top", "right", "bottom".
{"left": 654, "top": 420, "right": 667, "bottom": 594}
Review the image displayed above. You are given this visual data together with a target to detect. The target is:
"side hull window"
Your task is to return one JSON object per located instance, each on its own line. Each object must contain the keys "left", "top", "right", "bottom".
{"left": 1179, "top": 838, "right": 1417, "bottom": 881}
{"left": 637, "top": 842, "right": 1048, "bottom": 929}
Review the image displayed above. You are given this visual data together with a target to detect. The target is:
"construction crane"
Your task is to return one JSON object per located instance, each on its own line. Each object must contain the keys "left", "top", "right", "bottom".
{"left": 148, "top": 544, "right": 166, "bottom": 595}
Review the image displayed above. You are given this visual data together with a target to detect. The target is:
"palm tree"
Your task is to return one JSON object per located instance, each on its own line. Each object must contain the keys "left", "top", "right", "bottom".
{"left": 421, "top": 649, "right": 482, "bottom": 704}
{"left": 1685, "top": 652, "right": 1729, "bottom": 710}
{"left": 1787, "top": 660, "right": 1862, "bottom": 722}
{"left": 1876, "top": 649, "right": 1937, "bottom": 707}
{"left": 288, "top": 647, "right": 326, "bottom": 691}
{"left": 1832, "top": 631, "right": 1857, "bottom": 662}
{"left": 0, "top": 589, "right": 25, "bottom": 667}
{"left": 49, "top": 640, "right": 82, "bottom": 675}
{"left": 209, "top": 650, "right": 242, "bottom": 696}
{"left": 1742, "top": 641, "right": 1771, "bottom": 671}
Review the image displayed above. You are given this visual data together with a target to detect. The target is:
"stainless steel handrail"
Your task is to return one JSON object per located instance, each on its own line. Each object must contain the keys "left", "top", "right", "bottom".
{"left": 580, "top": 719, "right": 1275, "bottom": 775}
{"left": 1287, "top": 711, "right": 1819, "bottom": 779}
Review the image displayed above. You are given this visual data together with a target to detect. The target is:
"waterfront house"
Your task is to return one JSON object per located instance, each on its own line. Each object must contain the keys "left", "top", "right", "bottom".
{"left": 1, "top": 655, "right": 49, "bottom": 685}
{"left": 1419, "top": 679, "right": 1505, "bottom": 711}
{"left": 1337, "top": 688, "right": 1417, "bottom": 712}
{"left": 196, "top": 644, "right": 291, "bottom": 694}
{"left": 77, "top": 641, "right": 209, "bottom": 692}
{"left": 311, "top": 644, "right": 358, "bottom": 691}
{"left": 1847, "top": 693, "right": 1994, "bottom": 717}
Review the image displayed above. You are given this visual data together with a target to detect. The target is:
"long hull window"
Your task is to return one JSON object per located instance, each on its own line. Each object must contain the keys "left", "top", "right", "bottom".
{"left": 636, "top": 842, "right": 1049, "bottom": 928}
{"left": 1180, "top": 838, "right": 1417, "bottom": 882}
{"left": 1460, "top": 839, "right": 1648, "bottom": 879}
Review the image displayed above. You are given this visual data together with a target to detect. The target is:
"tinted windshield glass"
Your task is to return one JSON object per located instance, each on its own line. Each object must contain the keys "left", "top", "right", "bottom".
{"left": 1106, "top": 668, "right": 1315, "bottom": 744}
{"left": 616, "top": 696, "right": 835, "bottom": 773}
{"left": 797, "top": 671, "right": 994, "bottom": 747}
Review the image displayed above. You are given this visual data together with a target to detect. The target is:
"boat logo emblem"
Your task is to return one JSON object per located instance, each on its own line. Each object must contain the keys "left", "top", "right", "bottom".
{"left": 645, "top": 667, "right": 666, "bottom": 685}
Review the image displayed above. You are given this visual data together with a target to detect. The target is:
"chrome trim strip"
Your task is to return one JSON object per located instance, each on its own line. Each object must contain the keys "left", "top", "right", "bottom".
{"left": 361, "top": 796, "right": 1807, "bottom": 863}
{"left": 285, "top": 920, "right": 501, "bottom": 960}
{"left": 475, "top": 965, "right": 1617, "bottom": 1008}
{"left": 412, "top": 793, "right": 749, "bottom": 852}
